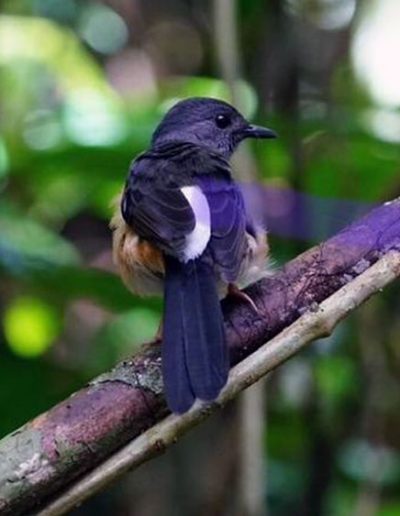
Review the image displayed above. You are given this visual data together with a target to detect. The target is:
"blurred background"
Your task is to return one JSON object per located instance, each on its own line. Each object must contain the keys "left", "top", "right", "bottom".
{"left": 1, "top": 0, "right": 400, "bottom": 515}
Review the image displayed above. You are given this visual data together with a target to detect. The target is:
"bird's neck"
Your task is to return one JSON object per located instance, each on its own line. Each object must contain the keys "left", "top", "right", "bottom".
{"left": 153, "top": 136, "right": 233, "bottom": 160}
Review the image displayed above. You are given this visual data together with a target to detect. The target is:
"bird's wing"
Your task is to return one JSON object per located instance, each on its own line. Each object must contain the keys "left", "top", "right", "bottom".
{"left": 122, "top": 184, "right": 195, "bottom": 259}
{"left": 199, "top": 174, "right": 248, "bottom": 282}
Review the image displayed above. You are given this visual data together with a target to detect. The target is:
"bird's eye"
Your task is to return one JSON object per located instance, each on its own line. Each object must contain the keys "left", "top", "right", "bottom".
{"left": 215, "top": 114, "right": 231, "bottom": 129}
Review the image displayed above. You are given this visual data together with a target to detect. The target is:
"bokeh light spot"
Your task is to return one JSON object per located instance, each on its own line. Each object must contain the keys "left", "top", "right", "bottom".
{"left": 63, "top": 89, "right": 126, "bottom": 146}
{"left": 23, "top": 110, "right": 63, "bottom": 150}
{"left": 3, "top": 297, "right": 61, "bottom": 358}
{"left": 363, "top": 109, "right": 400, "bottom": 143}
{"left": 79, "top": 4, "right": 128, "bottom": 56}
{"left": 352, "top": 0, "right": 400, "bottom": 107}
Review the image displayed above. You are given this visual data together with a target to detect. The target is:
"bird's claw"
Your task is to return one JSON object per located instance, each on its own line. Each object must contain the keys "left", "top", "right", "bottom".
{"left": 227, "top": 283, "right": 262, "bottom": 316}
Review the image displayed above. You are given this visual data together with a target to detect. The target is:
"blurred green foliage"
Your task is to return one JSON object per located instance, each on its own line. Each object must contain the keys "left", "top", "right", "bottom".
{"left": 0, "top": 1, "right": 399, "bottom": 515}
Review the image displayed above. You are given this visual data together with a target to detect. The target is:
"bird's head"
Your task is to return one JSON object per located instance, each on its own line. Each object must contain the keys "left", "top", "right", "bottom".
{"left": 151, "top": 97, "right": 277, "bottom": 158}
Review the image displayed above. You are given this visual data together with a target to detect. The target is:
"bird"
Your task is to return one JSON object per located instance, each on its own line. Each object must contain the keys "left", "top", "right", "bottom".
{"left": 111, "top": 97, "right": 276, "bottom": 413}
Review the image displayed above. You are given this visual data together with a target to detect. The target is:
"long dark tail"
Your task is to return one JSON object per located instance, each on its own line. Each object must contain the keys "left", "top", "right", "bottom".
{"left": 162, "top": 256, "right": 229, "bottom": 413}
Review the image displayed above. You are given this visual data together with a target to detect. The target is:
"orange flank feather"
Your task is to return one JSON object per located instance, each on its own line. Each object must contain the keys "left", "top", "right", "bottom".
{"left": 110, "top": 202, "right": 164, "bottom": 296}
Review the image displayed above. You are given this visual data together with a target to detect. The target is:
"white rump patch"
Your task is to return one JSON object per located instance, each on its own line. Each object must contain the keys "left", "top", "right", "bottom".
{"left": 181, "top": 186, "right": 211, "bottom": 261}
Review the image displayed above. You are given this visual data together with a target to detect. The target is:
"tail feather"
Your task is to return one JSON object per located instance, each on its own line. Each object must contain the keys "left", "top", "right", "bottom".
{"left": 162, "top": 257, "right": 195, "bottom": 413}
{"left": 163, "top": 256, "right": 228, "bottom": 413}
{"left": 183, "top": 261, "right": 228, "bottom": 399}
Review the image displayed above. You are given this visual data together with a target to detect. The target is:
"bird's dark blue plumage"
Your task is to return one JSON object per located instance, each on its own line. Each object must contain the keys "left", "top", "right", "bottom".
{"left": 163, "top": 256, "right": 228, "bottom": 412}
{"left": 120, "top": 97, "right": 276, "bottom": 413}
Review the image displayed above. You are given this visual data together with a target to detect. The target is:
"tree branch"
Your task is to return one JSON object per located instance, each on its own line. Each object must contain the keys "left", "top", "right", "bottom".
{"left": 38, "top": 249, "right": 400, "bottom": 516}
{"left": 0, "top": 199, "right": 399, "bottom": 516}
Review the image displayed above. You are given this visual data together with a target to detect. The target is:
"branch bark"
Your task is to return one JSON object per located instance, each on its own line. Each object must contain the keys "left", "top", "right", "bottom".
{"left": 0, "top": 198, "right": 399, "bottom": 516}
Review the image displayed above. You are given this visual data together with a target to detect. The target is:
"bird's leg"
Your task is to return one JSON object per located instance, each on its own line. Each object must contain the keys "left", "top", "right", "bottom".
{"left": 154, "top": 319, "right": 163, "bottom": 343}
{"left": 227, "top": 283, "right": 261, "bottom": 316}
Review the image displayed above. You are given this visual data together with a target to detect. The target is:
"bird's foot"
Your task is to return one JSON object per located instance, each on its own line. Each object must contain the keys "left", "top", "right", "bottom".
{"left": 154, "top": 319, "right": 163, "bottom": 343}
{"left": 227, "top": 283, "right": 262, "bottom": 316}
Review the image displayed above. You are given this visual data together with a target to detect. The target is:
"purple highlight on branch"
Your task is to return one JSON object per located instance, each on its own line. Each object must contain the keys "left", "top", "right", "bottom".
{"left": 240, "top": 183, "right": 375, "bottom": 242}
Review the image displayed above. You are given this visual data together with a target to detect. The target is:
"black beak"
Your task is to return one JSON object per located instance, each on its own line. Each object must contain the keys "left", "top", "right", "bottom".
{"left": 242, "top": 124, "right": 277, "bottom": 139}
